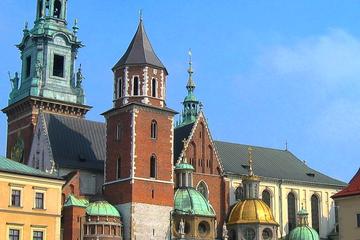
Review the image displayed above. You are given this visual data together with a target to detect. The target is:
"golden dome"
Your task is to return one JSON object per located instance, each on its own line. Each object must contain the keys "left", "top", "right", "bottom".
{"left": 228, "top": 199, "right": 278, "bottom": 225}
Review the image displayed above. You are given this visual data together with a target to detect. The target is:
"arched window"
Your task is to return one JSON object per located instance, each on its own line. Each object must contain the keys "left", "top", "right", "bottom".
{"left": 133, "top": 77, "right": 139, "bottom": 96}
{"left": 116, "top": 157, "right": 121, "bottom": 179}
{"left": 117, "top": 78, "right": 122, "bottom": 98}
{"left": 151, "top": 78, "right": 157, "bottom": 97}
{"left": 151, "top": 120, "right": 157, "bottom": 139}
{"left": 235, "top": 186, "right": 244, "bottom": 201}
{"left": 262, "top": 189, "right": 271, "bottom": 208}
{"left": 311, "top": 194, "right": 320, "bottom": 233}
{"left": 197, "top": 181, "right": 209, "bottom": 200}
{"left": 53, "top": 0, "right": 62, "bottom": 18}
{"left": 150, "top": 155, "right": 157, "bottom": 178}
{"left": 288, "top": 192, "right": 297, "bottom": 232}
{"left": 116, "top": 123, "right": 122, "bottom": 141}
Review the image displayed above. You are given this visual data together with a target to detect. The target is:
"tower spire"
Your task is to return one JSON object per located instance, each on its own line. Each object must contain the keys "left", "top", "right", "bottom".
{"left": 178, "top": 50, "right": 200, "bottom": 127}
{"left": 248, "top": 146, "right": 254, "bottom": 176}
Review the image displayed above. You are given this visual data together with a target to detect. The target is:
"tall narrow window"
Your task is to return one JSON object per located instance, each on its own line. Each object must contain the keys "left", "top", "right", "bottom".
{"left": 357, "top": 214, "right": 360, "bottom": 227}
{"left": 9, "top": 229, "right": 20, "bottom": 240}
{"left": 151, "top": 120, "right": 157, "bottom": 139}
{"left": 152, "top": 78, "right": 157, "bottom": 97}
{"left": 150, "top": 155, "right": 157, "bottom": 178}
{"left": 287, "top": 192, "right": 296, "bottom": 232}
{"left": 53, "top": 0, "right": 62, "bottom": 18}
{"left": 133, "top": 77, "right": 139, "bottom": 96}
{"left": 11, "top": 189, "right": 21, "bottom": 207}
{"left": 25, "top": 55, "right": 32, "bottom": 78}
{"left": 53, "top": 54, "right": 64, "bottom": 77}
{"left": 117, "top": 158, "right": 121, "bottom": 179}
{"left": 116, "top": 123, "right": 122, "bottom": 141}
{"left": 197, "top": 181, "right": 209, "bottom": 200}
{"left": 35, "top": 192, "right": 44, "bottom": 209}
{"left": 262, "top": 190, "right": 271, "bottom": 208}
{"left": 311, "top": 194, "right": 320, "bottom": 233}
{"left": 118, "top": 78, "right": 122, "bottom": 98}
{"left": 38, "top": 0, "right": 44, "bottom": 18}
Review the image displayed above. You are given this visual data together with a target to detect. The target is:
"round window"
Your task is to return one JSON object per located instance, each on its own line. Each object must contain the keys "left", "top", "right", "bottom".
{"left": 262, "top": 228, "right": 273, "bottom": 240}
{"left": 244, "top": 228, "right": 255, "bottom": 240}
{"left": 198, "top": 221, "right": 210, "bottom": 236}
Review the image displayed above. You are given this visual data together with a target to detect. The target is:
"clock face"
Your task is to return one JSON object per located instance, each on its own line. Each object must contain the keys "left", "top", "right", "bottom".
{"left": 11, "top": 135, "right": 24, "bottom": 163}
{"left": 244, "top": 228, "right": 255, "bottom": 240}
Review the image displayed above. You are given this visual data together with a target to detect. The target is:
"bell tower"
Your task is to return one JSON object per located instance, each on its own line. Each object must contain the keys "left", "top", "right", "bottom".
{"left": 2, "top": 0, "right": 90, "bottom": 163}
{"left": 103, "top": 18, "right": 176, "bottom": 240}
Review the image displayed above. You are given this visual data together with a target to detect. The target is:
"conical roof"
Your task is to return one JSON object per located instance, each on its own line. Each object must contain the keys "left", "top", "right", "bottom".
{"left": 113, "top": 20, "right": 166, "bottom": 71}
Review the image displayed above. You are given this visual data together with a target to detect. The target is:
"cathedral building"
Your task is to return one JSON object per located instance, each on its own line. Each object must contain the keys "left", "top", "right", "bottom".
{"left": 3, "top": 1, "right": 347, "bottom": 240}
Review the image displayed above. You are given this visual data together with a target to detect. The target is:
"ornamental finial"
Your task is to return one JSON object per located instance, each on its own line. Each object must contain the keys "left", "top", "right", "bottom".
{"left": 73, "top": 19, "right": 79, "bottom": 34}
{"left": 139, "top": 9, "right": 143, "bottom": 21}
{"left": 248, "top": 146, "right": 254, "bottom": 176}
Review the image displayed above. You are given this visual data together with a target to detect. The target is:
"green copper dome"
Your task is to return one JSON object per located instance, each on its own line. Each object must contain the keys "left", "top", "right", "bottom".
{"left": 289, "top": 208, "right": 319, "bottom": 240}
{"left": 288, "top": 226, "right": 319, "bottom": 240}
{"left": 175, "top": 162, "right": 194, "bottom": 171}
{"left": 174, "top": 188, "right": 215, "bottom": 217}
{"left": 86, "top": 201, "right": 120, "bottom": 218}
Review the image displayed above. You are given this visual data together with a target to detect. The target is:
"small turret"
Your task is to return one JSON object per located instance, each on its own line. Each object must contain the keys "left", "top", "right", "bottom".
{"left": 288, "top": 207, "right": 320, "bottom": 240}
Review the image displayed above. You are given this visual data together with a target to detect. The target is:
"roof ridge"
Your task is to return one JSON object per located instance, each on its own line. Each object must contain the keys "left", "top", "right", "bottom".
{"left": 214, "top": 140, "right": 289, "bottom": 153}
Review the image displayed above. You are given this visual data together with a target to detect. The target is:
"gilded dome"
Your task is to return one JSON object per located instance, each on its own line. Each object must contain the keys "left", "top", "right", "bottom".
{"left": 174, "top": 188, "right": 215, "bottom": 217}
{"left": 86, "top": 201, "right": 120, "bottom": 218}
{"left": 227, "top": 199, "right": 278, "bottom": 225}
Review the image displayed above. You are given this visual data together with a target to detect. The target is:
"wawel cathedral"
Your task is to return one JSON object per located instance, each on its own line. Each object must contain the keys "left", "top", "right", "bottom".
{"left": 2, "top": 1, "right": 346, "bottom": 239}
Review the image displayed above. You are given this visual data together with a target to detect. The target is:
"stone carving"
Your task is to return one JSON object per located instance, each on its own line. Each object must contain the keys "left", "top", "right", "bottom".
{"left": 222, "top": 223, "right": 228, "bottom": 240}
{"left": 76, "top": 64, "right": 84, "bottom": 87}
{"left": 9, "top": 72, "right": 20, "bottom": 91}
{"left": 35, "top": 60, "right": 43, "bottom": 79}
{"left": 179, "top": 218, "right": 185, "bottom": 238}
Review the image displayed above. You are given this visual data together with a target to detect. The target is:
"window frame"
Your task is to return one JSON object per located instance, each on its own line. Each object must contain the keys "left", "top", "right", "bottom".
{"left": 287, "top": 192, "right": 297, "bottom": 232}
{"left": 25, "top": 55, "right": 32, "bottom": 79}
{"left": 9, "top": 186, "right": 23, "bottom": 208}
{"left": 34, "top": 191, "right": 46, "bottom": 210}
{"left": 31, "top": 227, "right": 46, "bottom": 240}
{"left": 7, "top": 225, "right": 23, "bottom": 240}
{"left": 52, "top": 54, "right": 65, "bottom": 78}
{"left": 117, "top": 77, "right": 122, "bottom": 98}
{"left": 150, "top": 120, "right": 157, "bottom": 139}
{"left": 150, "top": 155, "right": 157, "bottom": 179}
{"left": 357, "top": 213, "right": 360, "bottom": 228}
{"left": 151, "top": 78, "right": 157, "bottom": 98}
{"left": 132, "top": 76, "right": 140, "bottom": 96}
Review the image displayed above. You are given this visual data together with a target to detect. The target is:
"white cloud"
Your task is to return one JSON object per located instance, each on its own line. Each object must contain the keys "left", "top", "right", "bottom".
{"left": 259, "top": 29, "right": 360, "bottom": 88}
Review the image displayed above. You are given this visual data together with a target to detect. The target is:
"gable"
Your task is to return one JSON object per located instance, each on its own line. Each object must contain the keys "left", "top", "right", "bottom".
{"left": 174, "top": 112, "right": 223, "bottom": 175}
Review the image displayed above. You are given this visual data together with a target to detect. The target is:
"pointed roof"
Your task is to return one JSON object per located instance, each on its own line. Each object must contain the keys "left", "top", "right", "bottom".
{"left": 332, "top": 168, "right": 360, "bottom": 198}
{"left": 113, "top": 20, "right": 166, "bottom": 72}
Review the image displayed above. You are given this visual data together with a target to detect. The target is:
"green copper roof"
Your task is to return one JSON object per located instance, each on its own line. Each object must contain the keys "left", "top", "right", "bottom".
{"left": 63, "top": 195, "right": 89, "bottom": 208}
{"left": 184, "top": 92, "right": 198, "bottom": 102}
{"left": 0, "top": 156, "right": 61, "bottom": 180}
{"left": 86, "top": 201, "right": 120, "bottom": 218}
{"left": 288, "top": 226, "right": 319, "bottom": 240}
{"left": 175, "top": 162, "right": 195, "bottom": 171}
{"left": 174, "top": 188, "right": 215, "bottom": 217}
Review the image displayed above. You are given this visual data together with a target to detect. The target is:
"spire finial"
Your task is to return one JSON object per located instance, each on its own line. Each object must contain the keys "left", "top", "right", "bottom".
{"left": 285, "top": 140, "right": 288, "bottom": 151}
{"left": 248, "top": 146, "right": 254, "bottom": 176}
{"left": 139, "top": 9, "right": 143, "bottom": 22}
{"left": 73, "top": 19, "right": 79, "bottom": 34}
{"left": 186, "top": 49, "right": 195, "bottom": 92}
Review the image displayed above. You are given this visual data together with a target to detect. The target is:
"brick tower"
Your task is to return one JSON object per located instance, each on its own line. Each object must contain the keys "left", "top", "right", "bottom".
{"left": 103, "top": 18, "right": 176, "bottom": 240}
{"left": 2, "top": 0, "right": 90, "bottom": 163}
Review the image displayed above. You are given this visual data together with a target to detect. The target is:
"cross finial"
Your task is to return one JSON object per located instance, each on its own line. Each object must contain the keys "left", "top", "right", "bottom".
{"left": 182, "top": 138, "right": 187, "bottom": 148}
{"left": 139, "top": 9, "right": 143, "bottom": 21}
{"left": 248, "top": 146, "right": 254, "bottom": 176}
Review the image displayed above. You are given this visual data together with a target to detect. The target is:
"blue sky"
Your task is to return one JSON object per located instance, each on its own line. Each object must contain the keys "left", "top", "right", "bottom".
{"left": 1, "top": 0, "right": 359, "bottom": 182}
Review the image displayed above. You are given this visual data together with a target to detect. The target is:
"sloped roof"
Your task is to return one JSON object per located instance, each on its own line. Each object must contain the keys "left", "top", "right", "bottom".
{"left": 43, "top": 113, "right": 105, "bottom": 172}
{"left": 0, "top": 156, "right": 61, "bottom": 180}
{"left": 113, "top": 20, "right": 166, "bottom": 71}
{"left": 174, "top": 123, "right": 194, "bottom": 164}
{"left": 332, "top": 168, "right": 360, "bottom": 198}
{"left": 215, "top": 141, "right": 345, "bottom": 186}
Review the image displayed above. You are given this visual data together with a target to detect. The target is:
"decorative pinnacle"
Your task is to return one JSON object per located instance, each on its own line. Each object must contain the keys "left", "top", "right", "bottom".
{"left": 73, "top": 19, "right": 79, "bottom": 34}
{"left": 248, "top": 146, "right": 254, "bottom": 176}
{"left": 186, "top": 49, "right": 196, "bottom": 92}
{"left": 23, "top": 21, "right": 29, "bottom": 34}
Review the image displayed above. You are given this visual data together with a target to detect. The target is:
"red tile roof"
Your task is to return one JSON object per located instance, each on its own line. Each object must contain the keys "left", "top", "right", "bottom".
{"left": 332, "top": 168, "right": 360, "bottom": 199}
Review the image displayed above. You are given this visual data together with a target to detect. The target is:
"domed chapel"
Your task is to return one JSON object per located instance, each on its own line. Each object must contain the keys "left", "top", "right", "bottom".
{"left": 2, "top": 1, "right": 347, "bottom": 239}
